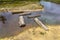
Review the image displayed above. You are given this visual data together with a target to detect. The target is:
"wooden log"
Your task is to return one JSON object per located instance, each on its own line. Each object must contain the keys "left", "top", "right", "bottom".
{"left": 34, "top": 18, "right": 48, "bottom": 30}
{"left": 12, "top": 11, "right": 24, "bottom": 14}
{"left": 28, "top": 14, "right": 41, "bottom": 18}
{"left": 19, "top": 16, "right": 26, "bottom": 27}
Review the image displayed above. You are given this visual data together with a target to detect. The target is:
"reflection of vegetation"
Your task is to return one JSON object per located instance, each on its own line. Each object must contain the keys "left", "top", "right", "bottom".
{"left": 45, "top": 0, "right": 60, "bottom": 4}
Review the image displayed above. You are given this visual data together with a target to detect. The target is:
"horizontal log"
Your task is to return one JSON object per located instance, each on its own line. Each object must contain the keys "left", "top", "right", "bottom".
{"left": 12, "top": 11, "right": 25, "bottom": 14}
{"left": 12, "top": 11, "right": 31, "bottom": 16}
{"left": 28, "top": 14, "right": 41, "bottom": 18}
{"left": 19, "top": 12, "right": 31, "bottom": 16}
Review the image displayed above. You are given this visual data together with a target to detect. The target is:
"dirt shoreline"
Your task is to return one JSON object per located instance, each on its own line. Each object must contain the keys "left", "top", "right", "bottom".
{"left": 0, "top": 9, "right": 43, "bottom": 13}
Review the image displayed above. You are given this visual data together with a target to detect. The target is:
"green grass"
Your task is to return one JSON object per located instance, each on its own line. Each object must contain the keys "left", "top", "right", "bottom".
{"left": 0, "top": 1, "right": 39, "bottom": 8}
{"left": 0, "top": 0, "right": 43, "bottom": 10}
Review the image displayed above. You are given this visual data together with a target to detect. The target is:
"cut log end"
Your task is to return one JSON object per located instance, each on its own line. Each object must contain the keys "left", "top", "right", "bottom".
{"left": 19, "top": 24, "right": 26, "bottom": 27}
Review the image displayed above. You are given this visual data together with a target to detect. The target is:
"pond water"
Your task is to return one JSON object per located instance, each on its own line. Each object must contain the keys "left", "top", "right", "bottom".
{"left": 0, "top": 11, "right": 40, "bottom": 37}
{"left": 40, "top": 1, "right": 60, "bottom": 24}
